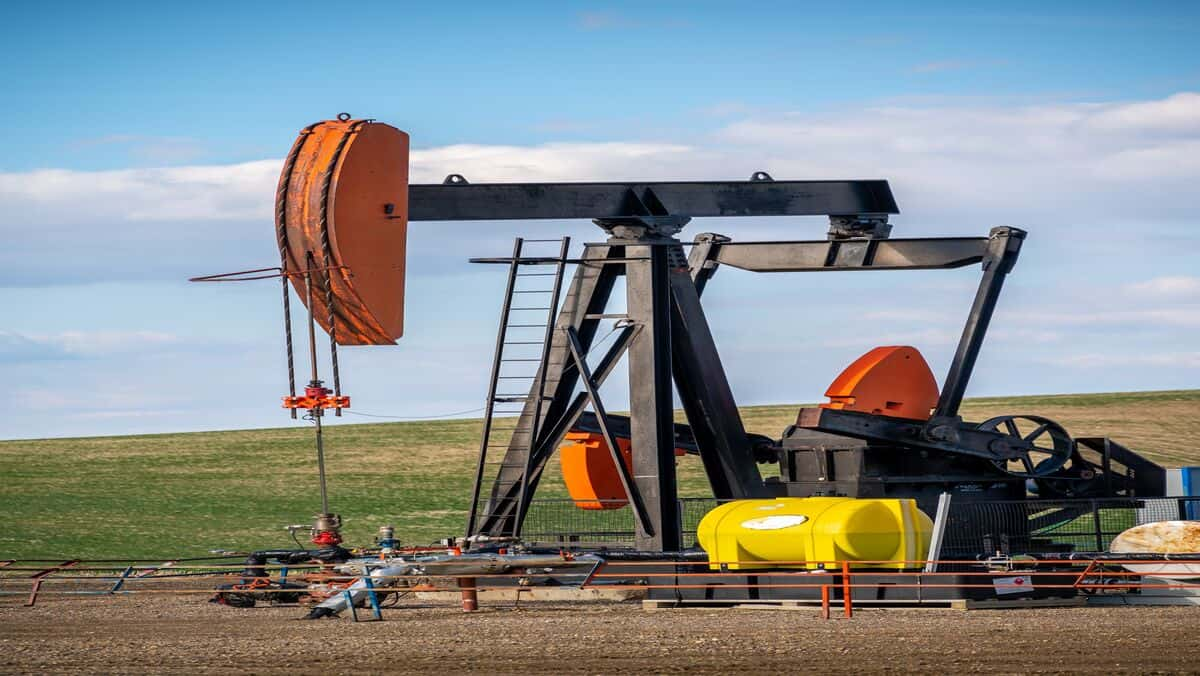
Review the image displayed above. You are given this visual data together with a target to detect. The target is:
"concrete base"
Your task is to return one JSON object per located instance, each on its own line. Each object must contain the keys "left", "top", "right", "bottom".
{"left": 642, "top": 596, "right": 1088, "bottom": 611}
{"left": 1086, "top": 577, "right": 1200, "bottom": 606}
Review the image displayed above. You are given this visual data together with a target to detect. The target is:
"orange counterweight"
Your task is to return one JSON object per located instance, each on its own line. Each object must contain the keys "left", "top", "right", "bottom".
{"left": 561, "top": 432, "right": 686, "bottom": 509}
{"left": 820, "top": 345, "right": 939, "bottom": 421}
{"left": 277, "top": 117, "right": 410, "bottom": 346}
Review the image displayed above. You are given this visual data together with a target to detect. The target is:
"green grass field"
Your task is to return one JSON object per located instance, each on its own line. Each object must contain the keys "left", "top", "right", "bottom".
{"left": 1, "top": 390, "right": 1196, "bottom": 560}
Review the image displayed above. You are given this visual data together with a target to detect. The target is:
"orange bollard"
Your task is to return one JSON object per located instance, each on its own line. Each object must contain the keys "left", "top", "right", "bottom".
{"left": 458, "top": 576, "right": 479, "bottom": 612}
{"left": 820, "top": 584, "right": 831, "bottom": 620}
{"left": 841, "top": 561, "right": 853, "bottom": 618}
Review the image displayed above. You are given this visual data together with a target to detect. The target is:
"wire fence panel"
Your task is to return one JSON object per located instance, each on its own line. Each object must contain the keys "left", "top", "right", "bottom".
{"left": 942, "top": 497, "right": 1200, "bottom": 557}
{"left": 520, "top": 498, "right": 724, "bottom": 548}
{"left": 520, "top": 496, "right": 1200, "bottom": 555}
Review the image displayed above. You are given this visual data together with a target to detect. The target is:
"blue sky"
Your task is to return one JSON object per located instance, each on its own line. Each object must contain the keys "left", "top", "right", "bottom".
{"left": 2, "top": 1, "right": 1198, "bottom": 439}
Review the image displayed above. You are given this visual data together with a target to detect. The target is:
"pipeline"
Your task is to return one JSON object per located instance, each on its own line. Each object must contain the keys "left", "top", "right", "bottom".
{"left": 238, "top": 547, "right": 351, "bottom": 579}
{"left": 303, "top": 551, "right": 603, "bottom": 619}
{"left": 211, "top": 547, "right": 352, "bottom": 608}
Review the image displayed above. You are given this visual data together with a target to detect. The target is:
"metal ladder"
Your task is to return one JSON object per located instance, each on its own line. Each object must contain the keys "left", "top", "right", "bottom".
{"left": 466, "top": 237, "right": 571, "bottom": 539}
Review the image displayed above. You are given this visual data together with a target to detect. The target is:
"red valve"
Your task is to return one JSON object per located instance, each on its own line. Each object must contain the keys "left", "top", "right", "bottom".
{"left": 311, "top": 529, "right": 343, "bottom": 547}
{"left": 282, "top": 384, "right": 351, "bottom": 411}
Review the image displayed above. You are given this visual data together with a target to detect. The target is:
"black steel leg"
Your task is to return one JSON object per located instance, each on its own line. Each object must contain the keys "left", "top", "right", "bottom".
{"left": 625, "top": 242, "right": 682, "bottom": 551}
{"left": 668, "top": 254, "right": 766, "bottom": 499}
{"left": 934, "top": 227, "right": 1025, "bottom": 419}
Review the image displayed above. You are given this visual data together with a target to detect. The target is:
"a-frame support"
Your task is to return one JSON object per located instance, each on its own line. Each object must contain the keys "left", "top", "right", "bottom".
{"left": 475, "top": 226, "right": 767, "bottom": 550}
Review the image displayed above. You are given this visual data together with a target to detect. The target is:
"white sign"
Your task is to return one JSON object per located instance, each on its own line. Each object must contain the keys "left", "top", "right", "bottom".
{"left": 993, "top": 575, "right": 1035, "bottom": 595}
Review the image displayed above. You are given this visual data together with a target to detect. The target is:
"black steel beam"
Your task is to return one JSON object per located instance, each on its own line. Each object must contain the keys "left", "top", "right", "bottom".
{"left": 934, "top": 227, "right": 1025, "bottom": 418}
{"left": 408, "top": 180, "right": 898, "bottom": 222}
{"left": 796, "top": 407, "right": 1028, "bottom": 465}
{"left": 687, "top": 233, "right": 728, "bottom": 292}
{"left": 534, "top": 325, "right": 639, "bottom": 458}
{"left": 571, "top": 411, "right": 777, "bottom": 459}
{"left": 668, "top": 250, "right": 768, "bottom": 499}
{"left": 626, "top": 242, "right": 682, "bottom": 551}
{"left": 711, "top": 237, "right": 989, "bottom": 272}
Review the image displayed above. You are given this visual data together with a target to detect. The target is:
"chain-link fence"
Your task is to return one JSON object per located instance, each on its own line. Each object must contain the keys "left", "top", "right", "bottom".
{"left": 942, "top": 496, "right": 1200, "bottom": 556}
{"left": 518, "top": 496, "right": 1200, "bottom": 555}
{"left": 520, "top": 498, "right": 723, "bottom": 547}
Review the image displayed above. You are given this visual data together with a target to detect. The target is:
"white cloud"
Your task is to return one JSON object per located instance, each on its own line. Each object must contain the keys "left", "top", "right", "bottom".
{"left": 1, "top": 91, "right": 1197, "bottom": 285}
{"left": 67, "top": 134, "right": 209, "bottom": 165}
{"left": 0, "top": 330, "right": 180, "bottom": 361}
{"left": 1, "top": 160, "right": 280, "bottom": 223}
{"left": 1014, "top": 308, "right": 1200, "bottom": 328}
{"left": 3, "top": 93, "right": 1200, "bottom": 437}
{"left": 1050, "top": 352, "right": 1200, "bottom": 369}
{"left": 3, "top": 91, "right": 1195, "bottom": 244}
{"left": 410, "top": 142, "right": 696, "bottom": 183}
{"left": 909, "top": 59, "right": 1007, "bottom": 74}
{"left": 713, "top": 93, "right": 1200, "bottom": 219}
{"left": 1083, "top": 92, "right": 1200, "bottom": 136}
{"left": 1124, "top": 275, "right": 1200, "bottom": 300}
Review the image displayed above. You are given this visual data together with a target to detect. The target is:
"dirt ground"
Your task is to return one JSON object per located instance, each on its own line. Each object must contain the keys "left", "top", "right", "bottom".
{"left": 2, "top": 593, "right": 1198, "bottom": 674}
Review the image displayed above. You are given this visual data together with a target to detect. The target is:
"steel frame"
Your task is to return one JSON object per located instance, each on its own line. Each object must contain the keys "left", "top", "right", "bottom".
{"left": 412, "top": 177, "right": 1030, "bottom": 551}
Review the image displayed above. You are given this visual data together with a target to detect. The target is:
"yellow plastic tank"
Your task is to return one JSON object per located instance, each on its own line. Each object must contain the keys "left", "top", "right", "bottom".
{"left": 696, "top": 497, "right": 933, "bottom": 570}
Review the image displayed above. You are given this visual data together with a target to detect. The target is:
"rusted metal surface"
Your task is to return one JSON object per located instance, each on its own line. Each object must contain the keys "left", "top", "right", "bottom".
{"left": 277, "top": 117, "right": 409, "bottom": 345}
{"left": 25, "top": 559, "right": 80, "bottom": 607}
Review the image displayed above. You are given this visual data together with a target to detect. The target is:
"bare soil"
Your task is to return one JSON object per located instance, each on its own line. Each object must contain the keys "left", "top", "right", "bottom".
{"left": 2, "top": 594, "right": 1198, "bottom": 674}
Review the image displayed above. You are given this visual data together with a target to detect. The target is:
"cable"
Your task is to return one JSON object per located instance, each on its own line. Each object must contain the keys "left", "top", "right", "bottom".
{"left": 336, "top": 321, "right": 625, "bottom": 422}
{"left": 344, "top": 407, "right": 486, "bottom": 420}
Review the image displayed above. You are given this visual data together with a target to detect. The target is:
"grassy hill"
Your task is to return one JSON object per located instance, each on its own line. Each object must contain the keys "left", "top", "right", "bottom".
{"left": 1, "top": 390, "right": 1196, "bottom": 560}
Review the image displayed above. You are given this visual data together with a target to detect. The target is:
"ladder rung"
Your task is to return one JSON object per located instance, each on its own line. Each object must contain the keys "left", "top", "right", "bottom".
{"left": 516, "top": 273, "right": 556, "bottom": 277}
{"left": 510, "top": 307, "right": 551, "bottom": 311}
{"left": 512, "top": 290, "right": 553, "bottom": 294}
{"left": 500, "top": 358, "right": 542, "bottom": 362}
{"left": 492, "top": 397, "right": 527, "bottom": 403}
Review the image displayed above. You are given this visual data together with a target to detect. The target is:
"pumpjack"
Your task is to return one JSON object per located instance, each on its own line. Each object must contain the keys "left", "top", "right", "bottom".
{"left": 268, "top": 116, "right": 1165, "bottom": 556}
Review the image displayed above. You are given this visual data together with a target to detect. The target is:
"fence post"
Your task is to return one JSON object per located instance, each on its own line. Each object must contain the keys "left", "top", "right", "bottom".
{"left": 820, "top": 584, "right": 831, "bottom": 620}
{"left": 109, "top": 566, "right": 133, "bottom": 594}
{"left": 925, "top": 492, "right": 952, "bottom": 573}
{"left": 363, "top": 576, "right": 383, "bottom": 621}
{"left": 1090, "top": 499, "right": 1104, "bottom": 551}
{"left": 841, "top": 561, "right": 853, "bottom": 618}
{"left": 459, "top": 576, "right": 479, "bottom": 612}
